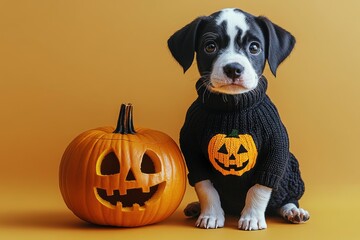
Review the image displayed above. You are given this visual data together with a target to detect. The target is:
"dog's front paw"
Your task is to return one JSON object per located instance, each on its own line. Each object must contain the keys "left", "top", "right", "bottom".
{"left": 280, "top": 203, "right": 310, "bottom": 223}
{"left": 195, "top": 210, "right": 225, "bottom": 229}
{"left": 238, "top": 208, "right": 267, "bottom": 231}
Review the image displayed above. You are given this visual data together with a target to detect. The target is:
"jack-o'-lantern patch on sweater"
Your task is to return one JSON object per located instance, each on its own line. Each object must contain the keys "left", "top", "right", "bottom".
{"left": 208, "top": 129, "right": 258, "bottom": 176}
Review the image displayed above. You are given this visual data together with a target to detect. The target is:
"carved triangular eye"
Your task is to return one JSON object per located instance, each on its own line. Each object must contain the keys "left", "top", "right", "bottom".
{"left": 141, "top": 153, "right": 156, "bottom": 174}
{"left": 237, "top": 145, "right": 247, "bottom": 154}
{"left": 141, "top": 151, "right": 161, "bottom": 174}
{"left": 218, "top": 144, "right": 228, "bottom": 154}
{"left": 100, "top": 152, "right": 120, "bottom": 175}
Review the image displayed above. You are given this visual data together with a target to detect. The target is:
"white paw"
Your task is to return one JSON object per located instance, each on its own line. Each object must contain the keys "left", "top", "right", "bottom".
{"left": 195, "top": 210, "right": 225, "bottom": 229}
{"left": 238, "top": 208, "right": 267, "bottom": 231}
{"left": 280, "top": 203, "right": 310, "bottom": 223}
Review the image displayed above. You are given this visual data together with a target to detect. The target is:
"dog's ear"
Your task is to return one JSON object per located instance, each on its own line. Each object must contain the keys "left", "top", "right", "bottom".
{"left": 257, "top": 16, "right": 296, "bottom": 76}
{"left": 168, "top": 17, "right": 206, "bottom": 73}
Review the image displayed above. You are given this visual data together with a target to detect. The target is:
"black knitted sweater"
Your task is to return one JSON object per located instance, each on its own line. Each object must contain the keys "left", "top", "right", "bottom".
{"left": 180, "top": 76, "right": 305, "bottom": 214}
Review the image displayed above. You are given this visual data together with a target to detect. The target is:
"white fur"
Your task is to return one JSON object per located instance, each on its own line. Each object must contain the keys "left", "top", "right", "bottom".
{"left": 238, "top": 184, "right": 272, "bottom": 230}
{"left": 215, "top": 8, "right": 249, "bottom": 40}
{"left": 194, "top": 180, "right": 225, "bottom": 229}
{"left": 210, "top": 53, "right": 259, "bottom": 94}
{"left": 194, "top": 181, "right": 272, "bottom": 230}
{"left": 210, "top": 8, "right": 258, "bottom": 95}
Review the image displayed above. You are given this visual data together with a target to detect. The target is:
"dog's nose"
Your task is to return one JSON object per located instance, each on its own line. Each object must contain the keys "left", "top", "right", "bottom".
{"left": 223, "top": 63, "right": 244, "bottom": 80}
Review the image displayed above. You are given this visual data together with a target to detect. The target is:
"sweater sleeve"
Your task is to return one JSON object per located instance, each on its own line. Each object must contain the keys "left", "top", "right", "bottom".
{"left": 255, "top": 103, "right": 290, "bottom": 190}
{"left": 179, "top": 104, "right": 212, "bottom": 186}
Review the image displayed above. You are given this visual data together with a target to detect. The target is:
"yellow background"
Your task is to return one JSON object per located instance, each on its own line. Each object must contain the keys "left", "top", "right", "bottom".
{"left": 1, "top": 0, "right": 359, "bottom": 239}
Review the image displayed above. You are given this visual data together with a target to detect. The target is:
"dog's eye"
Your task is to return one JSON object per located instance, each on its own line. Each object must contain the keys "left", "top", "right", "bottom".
{"left": 249, "top": 42, "right": 261, "bottom": 55}
{"left": 204, "top": 42, "right": 217, "bottom": 54}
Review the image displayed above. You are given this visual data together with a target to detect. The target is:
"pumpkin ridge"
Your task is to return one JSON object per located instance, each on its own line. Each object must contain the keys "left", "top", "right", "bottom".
{"left": 85, "top": 135, "right": 108, "bottom": 222}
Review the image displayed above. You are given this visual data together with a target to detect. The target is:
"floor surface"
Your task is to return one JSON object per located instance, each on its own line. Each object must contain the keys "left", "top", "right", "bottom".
{"left": 0, "top": 182, "right": 358, "bottom": 240}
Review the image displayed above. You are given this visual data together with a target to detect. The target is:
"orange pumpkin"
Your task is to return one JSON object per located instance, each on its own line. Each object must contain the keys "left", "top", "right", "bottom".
{"left": 208, "top": 129, "right": 258, "bottom": 176}
{"left": 59, "top": 104, "right": 186, "bottom": 227}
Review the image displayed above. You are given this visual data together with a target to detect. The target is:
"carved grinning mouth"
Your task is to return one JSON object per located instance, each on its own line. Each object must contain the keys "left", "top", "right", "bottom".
{"left": 95, "top": 182, "right": 165, "bottom": 209}
{"left": 215, "top": 158, "right": 249, "bottom": 171}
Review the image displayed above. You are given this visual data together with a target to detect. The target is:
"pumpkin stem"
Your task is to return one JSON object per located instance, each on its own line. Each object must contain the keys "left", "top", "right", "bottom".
{"left": 226, "top": 129, "right": 240, "bottom": 138}
{"left": 113, "top": 103, "right": 136, "bottom": 134}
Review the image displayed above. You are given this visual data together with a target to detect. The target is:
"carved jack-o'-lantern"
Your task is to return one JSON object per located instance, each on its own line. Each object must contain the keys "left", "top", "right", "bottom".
{"left": 59, "top": 104, "right": 186, "bottom": 227}
{"left": 208, "top": 129, "right": 258, "bottom": 176}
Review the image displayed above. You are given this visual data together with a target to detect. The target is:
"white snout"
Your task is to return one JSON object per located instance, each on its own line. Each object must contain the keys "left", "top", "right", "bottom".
{"left": 210, "top": 52, "right": 259, "bottom": 95}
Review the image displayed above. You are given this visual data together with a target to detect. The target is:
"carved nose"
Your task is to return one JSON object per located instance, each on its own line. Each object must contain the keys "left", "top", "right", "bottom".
{"left": 229, "top": 154, "right": 236, "bottom": 160}
{"left": 223, "top": 63, "right": 244, "bottom": 80}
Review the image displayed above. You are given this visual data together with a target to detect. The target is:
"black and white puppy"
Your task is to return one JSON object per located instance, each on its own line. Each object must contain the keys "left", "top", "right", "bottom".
{"left": 168, "top": 8, "right": 309, "bottom": 230}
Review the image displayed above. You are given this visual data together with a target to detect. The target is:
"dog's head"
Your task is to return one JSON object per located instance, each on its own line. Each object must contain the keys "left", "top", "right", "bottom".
{"left": 168, "top": 8, "right": 295, "bottom": 94}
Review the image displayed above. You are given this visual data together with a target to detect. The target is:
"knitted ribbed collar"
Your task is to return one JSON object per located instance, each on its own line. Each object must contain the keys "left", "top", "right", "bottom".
{"left": 196, "top": 76, "right": 268, "bottom": 112}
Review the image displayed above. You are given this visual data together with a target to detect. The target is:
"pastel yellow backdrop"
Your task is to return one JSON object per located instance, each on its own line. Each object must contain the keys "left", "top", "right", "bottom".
{"left": 0, "top": 0, "right": 359, "bottom": 239}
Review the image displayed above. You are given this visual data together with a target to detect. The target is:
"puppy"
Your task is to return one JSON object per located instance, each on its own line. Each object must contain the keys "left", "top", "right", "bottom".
{"left": 168, "top": 8, "right": 310, "bottom": 230}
